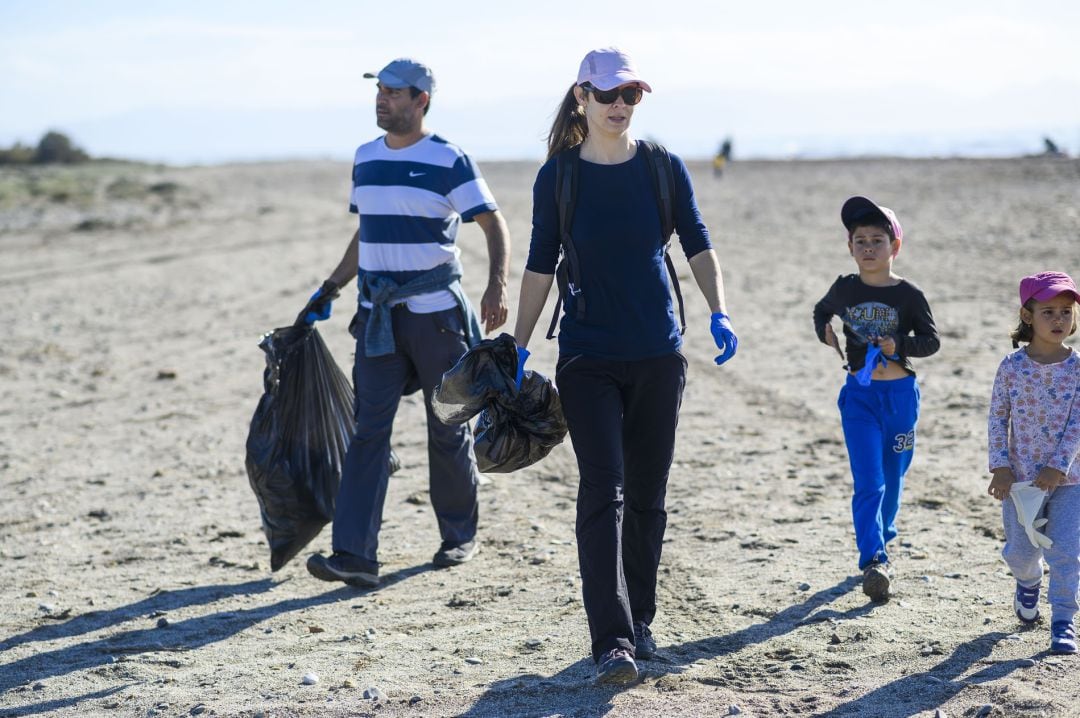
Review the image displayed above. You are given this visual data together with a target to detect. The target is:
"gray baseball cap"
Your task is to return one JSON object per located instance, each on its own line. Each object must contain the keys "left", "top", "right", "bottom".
{"left": 363, "top": 58, "right": 435, "bottom": 94}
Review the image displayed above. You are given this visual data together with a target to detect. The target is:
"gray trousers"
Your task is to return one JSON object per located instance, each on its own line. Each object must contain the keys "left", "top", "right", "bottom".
{"left": 332, "top": 305, "right": 479, "bottom": 563}
{"left": 1002, "top": 483, "right": 1080, "bottom": 623}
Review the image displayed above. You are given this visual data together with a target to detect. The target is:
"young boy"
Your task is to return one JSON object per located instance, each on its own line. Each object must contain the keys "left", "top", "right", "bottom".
{"left": 813, "top": 196, "right": 940, "bottom": 602}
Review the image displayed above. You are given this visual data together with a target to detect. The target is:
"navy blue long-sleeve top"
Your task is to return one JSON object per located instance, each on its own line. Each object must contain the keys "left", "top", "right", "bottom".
{"left": 526, "top": 142, "right": 712, "bottom": 360}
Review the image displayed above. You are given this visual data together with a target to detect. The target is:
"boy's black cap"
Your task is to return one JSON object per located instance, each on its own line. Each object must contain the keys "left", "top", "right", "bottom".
{"left": 841, "top": 196, "right": 903, "bottom": 243}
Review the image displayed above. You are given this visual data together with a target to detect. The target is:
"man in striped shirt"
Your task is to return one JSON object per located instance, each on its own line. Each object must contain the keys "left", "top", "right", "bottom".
{"left": 302, "top": 58, "right": 510, "bottom": 588}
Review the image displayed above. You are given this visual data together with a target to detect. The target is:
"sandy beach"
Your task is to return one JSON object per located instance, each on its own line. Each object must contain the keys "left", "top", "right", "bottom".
{"left": 2, "top": 154, "right": 1079, "bottom": 718}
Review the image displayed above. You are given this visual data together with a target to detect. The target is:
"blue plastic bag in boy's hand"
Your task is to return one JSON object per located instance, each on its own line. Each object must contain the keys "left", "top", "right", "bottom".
{"left": 855, "top": 344, "right": 887, "bottom": 386}
{"left": 515, "top": 345, "right": 531, "bottom": 390}
{"left": 710, "top": 312, "right": 738, "bottom": 365}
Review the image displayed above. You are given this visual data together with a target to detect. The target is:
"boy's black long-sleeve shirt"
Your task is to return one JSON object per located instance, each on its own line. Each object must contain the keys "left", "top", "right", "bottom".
{"left": 813, "top": 274, "right": 940, "bottom": 375}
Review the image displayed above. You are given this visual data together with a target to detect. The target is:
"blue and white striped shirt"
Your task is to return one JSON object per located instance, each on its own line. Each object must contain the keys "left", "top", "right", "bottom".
{"left": 350, "top": 133, "right": 498, "bottom": 313}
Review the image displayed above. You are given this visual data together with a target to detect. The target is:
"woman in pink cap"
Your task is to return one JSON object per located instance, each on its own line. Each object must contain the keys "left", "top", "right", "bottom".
{"left": 511, "top": 46, "right": 737, "bottom": 683}
{"left": 987, "top": 271, "right": 1080, "bottom": 654}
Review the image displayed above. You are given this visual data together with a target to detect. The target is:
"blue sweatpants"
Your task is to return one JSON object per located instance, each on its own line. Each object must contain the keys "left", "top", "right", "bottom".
{"left": 837, "top": 374, "right": 920, "bottom": 570}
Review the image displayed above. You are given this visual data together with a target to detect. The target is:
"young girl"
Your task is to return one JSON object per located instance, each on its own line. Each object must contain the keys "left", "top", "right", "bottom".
{"left": 987, "top": 271, "right": 1080, "bottom": 654}
{"left": 511, "top": 47, "right": 737, "bottom": 684}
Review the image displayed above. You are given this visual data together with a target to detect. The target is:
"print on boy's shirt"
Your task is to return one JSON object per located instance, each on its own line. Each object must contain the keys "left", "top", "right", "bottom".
{"left": 842, "top": 302, "right": 898, "bottom": 343}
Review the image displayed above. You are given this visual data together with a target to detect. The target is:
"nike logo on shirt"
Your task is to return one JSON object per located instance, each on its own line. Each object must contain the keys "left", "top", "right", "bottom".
{"left": 409, "top": 171, "right": 425, "bottom": 177}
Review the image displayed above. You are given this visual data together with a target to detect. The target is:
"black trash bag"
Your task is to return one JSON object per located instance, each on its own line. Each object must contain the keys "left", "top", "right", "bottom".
{"left": 433, "top": 333, "right": 567, "bottom": 473}
{"left": 245, "top": 324, "right": 400, "bottom": 571}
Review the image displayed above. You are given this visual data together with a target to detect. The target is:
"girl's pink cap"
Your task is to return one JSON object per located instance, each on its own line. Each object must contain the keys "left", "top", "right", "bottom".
{"left": 1019, "top": 271, "right": 1080, "bottom": 304}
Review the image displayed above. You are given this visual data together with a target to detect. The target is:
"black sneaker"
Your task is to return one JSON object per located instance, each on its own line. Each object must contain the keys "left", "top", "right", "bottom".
{"left": 596, "top": 648, "right": 638, "bottom": 684}
{"left": 433, "top": 539, "right": 479, "bottom": 567}
{"left": 633, "top": 621, "right": 657, "bottom": 660}
{"left": 306, "top": 552, "right": 379, "bottom": 587}
{"left": 862, "top": 561, "right": 891, "bottom": 603}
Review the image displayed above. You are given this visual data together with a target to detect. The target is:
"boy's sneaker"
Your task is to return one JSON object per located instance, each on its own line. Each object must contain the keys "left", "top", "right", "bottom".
{"left": 306, "top": 552, "right": 379, "bottom": 588}
{"left": 1013, "top": 582, "right": 1041, "bottom": 624}
{"left": 596, "top": 648, "right": 638, "bottom": 684}
{"left": 433, "top": 539, "right": 479, "bottom": 567}
{"left": 1050, "top": 621, "right": 1077, "bottom": 654}
{"left": 633, "top": 621, "right": 657, "bottom": 660}
{"left": 862, "top": 561, "right": 892, "bottom": 603}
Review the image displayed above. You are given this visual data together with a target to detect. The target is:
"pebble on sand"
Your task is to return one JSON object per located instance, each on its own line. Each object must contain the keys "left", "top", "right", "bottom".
{"left": 465, "top": 657, "right": 484, "bottom": 665}
{"left": 363, "top": 686, "right": 384, "bottom": 701}
{"left": 301, "top": 673, "right": 319, "bottom": 685}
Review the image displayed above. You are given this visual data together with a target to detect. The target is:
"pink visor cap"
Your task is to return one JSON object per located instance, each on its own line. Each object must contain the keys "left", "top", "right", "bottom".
{"left": 841, "top": 196, "right": 903, "bottom": 244}
{"left": 1019, "top": 271, "right": 1080, "bottom": 305}
{"left": 576, "top": 47, "right": 652, "bottom": 92}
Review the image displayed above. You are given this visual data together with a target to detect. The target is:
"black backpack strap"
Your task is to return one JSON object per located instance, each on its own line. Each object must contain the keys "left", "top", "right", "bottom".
{"left": 641, "top": 141, "right": 675, "bottom": 241}
{"left": 547, "top": 145, "right": 584, "bottom": 339}
{"left": 641, "top": 142, "right": 686, "bottom": 335}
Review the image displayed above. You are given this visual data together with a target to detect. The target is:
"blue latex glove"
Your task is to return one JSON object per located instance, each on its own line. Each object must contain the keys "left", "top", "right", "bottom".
{"left": 855, "top": 344, "right": 888, "bottom": 386}
{"left": 297, "top": 280, "right": 339, "bottom": 325}
{"left": 710, "top": 312, "right": 738, "bottom": 365}
{"left": 515, "top": 345, "right": 531, "bottom": 390}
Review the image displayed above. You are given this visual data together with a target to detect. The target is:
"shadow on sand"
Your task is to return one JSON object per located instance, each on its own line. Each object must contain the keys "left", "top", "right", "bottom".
{"left": 811, "top": 631, "right": 1019, "bottom": 717}
{"left": 0, "top": 562, "right": 434, "bottom": 717}
{"left": 460, "top": 575, "right": 870, "bottom": 718}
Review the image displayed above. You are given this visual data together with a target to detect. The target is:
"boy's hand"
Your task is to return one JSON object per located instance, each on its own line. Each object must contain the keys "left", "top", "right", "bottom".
{"left": 823, "top": 323, "right": 844, "bottom": 359}
{"left": 987, "top": 468, "right": 1015, "bottom": 501}
{"left": 874, "top": 335, "right": 897, "bottom": 356}
{"left": 1034, "top": 466, "right": 1066, "bottom": 491}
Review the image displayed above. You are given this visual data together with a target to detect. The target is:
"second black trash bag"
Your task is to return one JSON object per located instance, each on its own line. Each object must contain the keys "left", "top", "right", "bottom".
{"left": 245, "top": 325, "right": 400, "bottom": 571}
{"left": 433, "top": 333, "right": 567, "bottom": 473}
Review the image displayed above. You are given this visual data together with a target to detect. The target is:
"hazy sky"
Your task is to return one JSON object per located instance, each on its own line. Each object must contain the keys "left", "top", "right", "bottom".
{"left": 3, "top": 1, "right": 1079, "bottom": 162}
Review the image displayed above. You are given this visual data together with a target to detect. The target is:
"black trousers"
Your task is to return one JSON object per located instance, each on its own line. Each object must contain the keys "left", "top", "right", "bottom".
{"left": 555, "top": 351, "right": 687, "bottom": 661}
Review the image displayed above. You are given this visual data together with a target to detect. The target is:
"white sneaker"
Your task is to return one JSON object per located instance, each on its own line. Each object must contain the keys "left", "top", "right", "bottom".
{"left": 1014, "top": 582, "right": 1041, "bottom": 623}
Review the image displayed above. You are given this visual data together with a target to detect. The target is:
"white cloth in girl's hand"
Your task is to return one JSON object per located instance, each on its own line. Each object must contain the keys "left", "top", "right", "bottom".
{"left": 1011, "top": 482, "right": 1053, "bottom": 549}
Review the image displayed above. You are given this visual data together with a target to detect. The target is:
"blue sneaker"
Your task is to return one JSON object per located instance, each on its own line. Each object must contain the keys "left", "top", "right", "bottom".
{"left": 1014, "top": 582, "right": 1041, "bottom": 624}
{"left": 1050, "top": 621, "right": 1077, "bottom": 654}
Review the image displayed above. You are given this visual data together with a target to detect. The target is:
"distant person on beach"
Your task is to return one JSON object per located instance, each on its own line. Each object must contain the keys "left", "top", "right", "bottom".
{"left": 1043, "top": 137, "right": 1066, "bottom": 157}
{"left": 813, "top": 197, "right": 939, "bottom": 603}
{"left": 511, "top": 47, "right": 737, "bottom": 684}
{"left": 712, "top": 137, "right": 732, "bottom": 177}
{"left": 298, "top": 58, "right": 511, "bottom": 587}
{"left": 986, "top": 271, "right": 1080, "bottom": 654}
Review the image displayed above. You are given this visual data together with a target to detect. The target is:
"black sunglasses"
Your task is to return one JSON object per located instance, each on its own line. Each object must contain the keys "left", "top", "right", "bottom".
{"left": 582, "top": 83, "right": 643, "bottom": 106}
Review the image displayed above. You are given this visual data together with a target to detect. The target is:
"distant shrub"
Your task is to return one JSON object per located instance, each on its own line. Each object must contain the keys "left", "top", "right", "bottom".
{"left": 0, "top": 131, "right": 90, "bottom": 165}
{"left": 34, "top": 131, "right": 89, "bottom": 164}
{"left": 0, "top": 143, "right": 34, "bottom": 165}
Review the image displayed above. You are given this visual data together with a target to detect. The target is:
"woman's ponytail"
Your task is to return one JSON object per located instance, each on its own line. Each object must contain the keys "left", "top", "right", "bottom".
{"left": 545, "top": 84, "right": 587, "bottom": 161}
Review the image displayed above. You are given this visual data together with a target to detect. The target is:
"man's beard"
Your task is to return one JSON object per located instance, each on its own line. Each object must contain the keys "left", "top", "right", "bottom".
{"left": 376, "top": 111, "right": 416, "bottom": 135}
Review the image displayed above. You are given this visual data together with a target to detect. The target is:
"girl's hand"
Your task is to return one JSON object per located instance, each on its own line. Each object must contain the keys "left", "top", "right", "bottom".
{"left": 987, "top": 468, "right": 1015, "bottom": 501}
{"left": 1033, "top": 466, "right": 1066, "bottom": 491}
